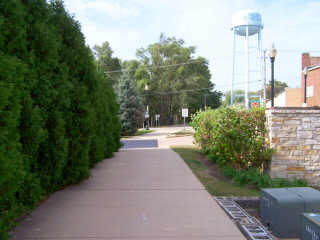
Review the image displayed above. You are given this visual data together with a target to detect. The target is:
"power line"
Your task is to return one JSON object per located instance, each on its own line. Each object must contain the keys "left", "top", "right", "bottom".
{"left": 104, "top": 59, "right": 206, "bottom": 74}
{"left": 140, "top": 87, "right": 213, "bottom": 96}
{"left": 216, "top": 79, "right": 262, "bottom": 88}
{"left": 104, "top": 50, "right": 320, "bottom": 74}
{"left": 139, "top": 80, "right": 262, "bottom": 97}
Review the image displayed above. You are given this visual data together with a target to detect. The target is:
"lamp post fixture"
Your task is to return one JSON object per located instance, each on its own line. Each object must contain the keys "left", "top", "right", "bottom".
{"left": 145, "top": 84, "right": 149, "bottom": 130}
{"left": 268, "top": 43, "right": 277, "bottom": 107}
{"left": 303, "top": 67, "right": 308, "bottom": 107}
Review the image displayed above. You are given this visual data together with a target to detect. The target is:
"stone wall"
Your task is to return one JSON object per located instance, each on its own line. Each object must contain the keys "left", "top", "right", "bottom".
{"left": 266, "top": 107, "right": 320, "bottom": 185}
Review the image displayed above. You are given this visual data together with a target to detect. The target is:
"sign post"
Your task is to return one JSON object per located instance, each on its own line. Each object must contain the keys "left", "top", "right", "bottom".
{"left": 182, "top": 108, "right": 188, "bottom": 131}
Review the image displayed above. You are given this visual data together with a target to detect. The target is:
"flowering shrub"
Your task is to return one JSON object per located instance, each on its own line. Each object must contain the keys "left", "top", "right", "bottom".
{"left": 191, "top": 107, "right": 273, "bottom": 170}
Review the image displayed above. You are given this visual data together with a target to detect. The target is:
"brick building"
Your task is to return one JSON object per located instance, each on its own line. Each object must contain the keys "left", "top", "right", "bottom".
{"left": 286, "top": 88, "right": 301, "bottom": 107}
{"left": 266, "top": 87, "right": 301, "bottom": 107}
{"left": 301, "top": 53, "right": 320, "bottom": 107}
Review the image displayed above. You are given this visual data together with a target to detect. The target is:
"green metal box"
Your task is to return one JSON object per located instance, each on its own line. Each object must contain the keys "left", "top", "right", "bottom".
{"left": 301, "top": 213, "right": 320, "bottom": 240}
{"left": 260, "top": 187, "right": 320, "bottom": 238}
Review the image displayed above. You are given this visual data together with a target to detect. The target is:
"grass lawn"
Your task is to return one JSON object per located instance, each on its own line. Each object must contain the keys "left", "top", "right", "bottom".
{"left": 172, "top": 130, "right": 193, "bottom": 136}
{"left": 134, "top": 129, "right": 154, "bottom": 136}
{"left": 172, "top": 147, "right": 259, "bottom": 197}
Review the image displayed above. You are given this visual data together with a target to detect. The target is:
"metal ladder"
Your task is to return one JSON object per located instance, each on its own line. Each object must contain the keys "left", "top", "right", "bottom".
{"left": 214, "top": 197, "right": 274, "bottom": 240}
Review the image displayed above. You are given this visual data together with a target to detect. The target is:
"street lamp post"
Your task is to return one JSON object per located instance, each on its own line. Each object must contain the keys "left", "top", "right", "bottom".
{"left": 145, "top": 84, "right": 149, "bottom": 130}
{"left": 268, "top": 43, "right": 277, "bottom": 107}
{"left": 303, "top": 67, "right": 308, "bottom": 107}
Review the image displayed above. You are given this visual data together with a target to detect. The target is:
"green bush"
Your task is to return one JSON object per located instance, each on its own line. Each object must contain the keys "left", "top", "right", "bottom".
{"left": 191, "top": 107, "right": 308, "bottom": 190}
{"left": 191, "top": 107, "right": 273, "bottom": 170}
{"left": 0, "top": 0, "right": 121, "bottom": 238}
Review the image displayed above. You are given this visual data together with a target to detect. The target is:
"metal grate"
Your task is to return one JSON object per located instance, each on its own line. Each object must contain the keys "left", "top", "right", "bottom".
{"left": 120, "top": 139, "right": 158, "bottom": 149}
{"left": 214, "top": 197, "right": 274, "bottom": 240}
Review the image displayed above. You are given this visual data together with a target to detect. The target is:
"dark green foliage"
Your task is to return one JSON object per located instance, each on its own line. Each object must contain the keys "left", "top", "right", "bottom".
{"left": 93, "top": 41, "right": 122, "bottom": 87}
{"left": 118, "top": 72, "right": 141, "bottom": 135}
{"left": 0, "top": 0, "right": 121, "bottom": 238}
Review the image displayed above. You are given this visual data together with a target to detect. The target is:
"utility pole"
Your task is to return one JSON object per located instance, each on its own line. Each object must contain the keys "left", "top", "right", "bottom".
{"left": 263, "top": 49, "right": 267, "bottom": 105}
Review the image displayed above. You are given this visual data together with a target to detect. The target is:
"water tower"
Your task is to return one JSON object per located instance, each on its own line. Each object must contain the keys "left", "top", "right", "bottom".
{"left": 231, "top": 10, "right": 263, "bottom": 108}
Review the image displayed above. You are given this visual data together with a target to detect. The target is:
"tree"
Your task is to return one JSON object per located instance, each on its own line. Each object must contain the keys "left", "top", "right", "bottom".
{"left": 0, "top": 1, "right": 121, "bottom": 238}
{"left": 93, "top": 41, "right": 121, "bottom": 86}
{"left": 265, "top": 80, "right": 288, "bottom": 100}
{"left": 223, "top": 90, "right": 245, "bottom": 105}
{"left": 118, "top": 72, "right": 141, "bottom": 135}
{"left": 223, "top": 83, "right": 288, "bottom": 106}
{"left": 122, "top": 60, "right": 141, "bottom": 85}
{"left": 133, "top": 34, "right": 221, "bottom": 124}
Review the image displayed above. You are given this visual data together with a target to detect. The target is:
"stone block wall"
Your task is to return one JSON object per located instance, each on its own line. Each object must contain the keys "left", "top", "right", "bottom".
{"left": 266, "top": 107, "right": 320, "bottom": 185}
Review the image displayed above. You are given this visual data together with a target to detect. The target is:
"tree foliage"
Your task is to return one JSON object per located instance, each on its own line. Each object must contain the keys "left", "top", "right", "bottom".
{"left": 223, "top": 89, "right": 246, "bottom": 105}
{"left": 191, "top": 107, "right": 273, "bottom": 170}
{"left": 118, "top": 72, "right": 142, "bottom": 135}
{"left": 223, "top": 80, "right": 288, "bottom": 106}
{"left": 0, "top": 1, "right": 121, "bottom": 238}
{"left": 265, "top": 80, "right": 288, "bottom": 101}
{"left": 132, "top": 34, "right": 222, "bottom": 125}
{"left": 93, "top": 41, "right": 122, "bottom": 87}
{"left": 223, "top": 89, "right": 260, "bottom": 106}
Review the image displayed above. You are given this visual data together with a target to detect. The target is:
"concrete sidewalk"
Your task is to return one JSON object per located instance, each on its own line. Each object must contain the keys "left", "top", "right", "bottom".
{"left": 11, "top": 127, "right": 245, "bottom": 240}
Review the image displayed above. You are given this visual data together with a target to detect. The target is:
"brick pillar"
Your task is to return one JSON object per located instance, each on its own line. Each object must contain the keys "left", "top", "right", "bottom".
{"left": 302, "top": 53, "right": 311, "bottom": 70}
{"left": 266, "top": 108, "right": 320, "bottom": 186}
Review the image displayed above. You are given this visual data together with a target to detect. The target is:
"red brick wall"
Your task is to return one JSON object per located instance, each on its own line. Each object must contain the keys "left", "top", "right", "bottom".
{"left": 311, "top": 57, "right": 320, "bottom": 66}
{"left": 302, "top": 53, "right": 320, "bottom": 69}
{"left": 302, "top": 53, "right": 311, "bottom": 70}
{"left": 305, "top": 68, "right": 320, "bottom": 107}
{"left": 301, "top": 53, "right": 320, "bottom": 106}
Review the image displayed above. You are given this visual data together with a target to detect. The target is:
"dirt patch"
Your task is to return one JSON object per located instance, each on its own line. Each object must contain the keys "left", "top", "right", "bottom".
{"left": 196, "top": 152, "right": 259, "bottom": 192}
{"left": 194, "top": 151, "right": 232, "bottom": 183}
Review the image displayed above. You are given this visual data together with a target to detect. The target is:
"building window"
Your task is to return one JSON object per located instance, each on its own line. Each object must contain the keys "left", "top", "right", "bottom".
{"left": 307, "top": 85, "right": 314, "bottom": 97}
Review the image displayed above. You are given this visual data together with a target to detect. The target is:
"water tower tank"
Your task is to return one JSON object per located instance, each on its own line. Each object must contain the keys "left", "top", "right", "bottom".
{"left": 231, "top": 9, "right": 264, "bottom": 109}
{"left": 232, "top": 10, "right": 263, "bottom": 36}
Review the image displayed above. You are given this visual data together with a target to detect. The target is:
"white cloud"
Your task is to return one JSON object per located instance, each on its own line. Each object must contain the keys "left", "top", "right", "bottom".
{"left": 63, "top": 0, "right": 320, "bottom": 92}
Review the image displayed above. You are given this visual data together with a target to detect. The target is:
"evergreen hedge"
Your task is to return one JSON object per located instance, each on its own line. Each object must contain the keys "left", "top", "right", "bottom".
{"left": 0, "top": 1, "right": 121, "bottom": 238}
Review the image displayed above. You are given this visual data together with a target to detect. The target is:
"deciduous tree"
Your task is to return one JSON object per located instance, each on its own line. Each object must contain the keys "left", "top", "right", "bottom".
{"left": 134, "top": 34, "right": 221, "bottom": 124}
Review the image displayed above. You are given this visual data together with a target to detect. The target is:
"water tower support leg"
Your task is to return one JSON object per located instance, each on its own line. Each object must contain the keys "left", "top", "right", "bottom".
{"left": 245, "top": 25, "right": 249, "bottom": 109}
{"left": 231, "top": 31, "right": 236, "bottom": 105}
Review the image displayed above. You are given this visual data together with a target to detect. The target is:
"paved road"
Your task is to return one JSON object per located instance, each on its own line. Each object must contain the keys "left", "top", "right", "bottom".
{"left": 11, "top": 126, "right": 245, "bottom": 240}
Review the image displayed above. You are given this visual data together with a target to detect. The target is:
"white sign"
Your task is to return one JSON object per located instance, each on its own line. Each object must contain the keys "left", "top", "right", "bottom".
{"left": 307, "top": 86, "right": 314, "bottom": 98}
{"left": 182, "top": 108, "right": 188, "bottom": 117}
{"left": 145, "top": 112, "right": 149, "bottom": 118}
{"left": 155, "top": 114, "right": 160, "bottom": 119}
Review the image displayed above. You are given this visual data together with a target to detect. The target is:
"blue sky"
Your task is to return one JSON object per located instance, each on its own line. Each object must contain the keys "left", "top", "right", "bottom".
{"left": 64, "top": 0, "right": 320, "bottom": 93}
